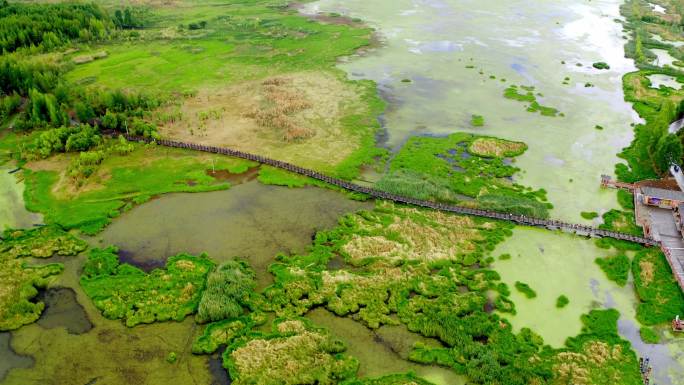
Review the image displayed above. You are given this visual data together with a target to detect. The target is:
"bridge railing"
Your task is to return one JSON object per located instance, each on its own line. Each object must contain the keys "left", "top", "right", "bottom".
{"left": 120, "top": 134, "right": 658, "bottom": 246}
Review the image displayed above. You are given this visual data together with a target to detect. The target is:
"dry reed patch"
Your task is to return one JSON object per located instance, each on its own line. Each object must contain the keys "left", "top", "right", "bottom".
{"left": 468, "top": 137, "right": 526, "bottom": 158}
{"left": 639, "top": 260, "right": 654, "bottom": 285}
{"left": 552, "top": 342, "right": 624, "bottom": 385}
{"left": 158, "top": 71, "right": 365, "bottom": 171}
{"left": 230, "top": 330, "right": 348, "bottom": 385}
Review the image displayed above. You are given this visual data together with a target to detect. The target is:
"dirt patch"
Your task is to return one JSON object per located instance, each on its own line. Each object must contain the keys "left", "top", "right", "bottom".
{"left": 639, "top": 259, "right": 655, "bottom": 285}
{"left": 206, "top": 167, "right": 259, "bottom": 184}
{"left": 636, "top": 177, "right": 681, "bottom": 190}
{"left": 158, "top": 71, "right": 366, "bottom": 171}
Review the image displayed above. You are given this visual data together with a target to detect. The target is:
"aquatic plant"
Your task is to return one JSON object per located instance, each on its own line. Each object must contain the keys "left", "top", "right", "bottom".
{"left": 0, "top": 225, "right": 85, "bottom": 331}
{"left": 80, "top": 247, "right": 215, "bottom": 327}
{"left": 514, "top": 281, "right": 537, "bottom": 298}
{"left": 471, "top": 114, "right": 485, "bottom": 127}
{"left": 639, "top": 327, "right": 659, "bottom": 344}
{"left": 196, "top": 260, "right": 257, "bottom": 324}
{"left": 595, "top": 254, "right": 631, "bottom": 286}
{"left": 193, "top": 314, "right": 264, "bottom": 354}
{"left": 503, "top": 85, "right": 561, "bottom": 117}
{"left": 592, "top": 62, "right": 611, "bottom": 70}
{"left": 555, "top": 310, "right": 641, "bottom": 385}
{"left": 556, "top": 295, "right": 570, "bottom": 308}
{"left": 580, "top": 211, "right": 599, "bottom": 220}
{"left": 376, "top": 132, "right": 550, "bottom": 217}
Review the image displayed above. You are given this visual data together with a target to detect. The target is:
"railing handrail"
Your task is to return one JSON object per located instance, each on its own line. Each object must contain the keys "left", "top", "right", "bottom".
{"left": 122, "top": 134, "right": 658, "bottom": 246}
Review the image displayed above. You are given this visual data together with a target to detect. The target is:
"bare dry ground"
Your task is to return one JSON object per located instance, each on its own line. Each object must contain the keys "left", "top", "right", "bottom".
{"left": 157, "top": 71, "right": 367, "bottom": 172}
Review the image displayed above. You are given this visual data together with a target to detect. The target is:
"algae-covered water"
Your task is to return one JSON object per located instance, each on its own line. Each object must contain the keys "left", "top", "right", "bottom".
{"left": 302, "top": 0, "right": 684, "bottom": 382}
{"left": 494, "top": 227, "right": 684, "bottom": 385}
{"left": 304, "top": 0, "right": 637, "bottom": 223}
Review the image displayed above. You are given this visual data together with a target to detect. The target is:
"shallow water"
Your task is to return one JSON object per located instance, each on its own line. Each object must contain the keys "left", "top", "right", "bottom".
{"left": 648, "top": 73, "right": 683, "bottom": 89}
{"left": 35, "top": 288, "right": 93, "bottom": 335}
{"left": 306, "top": 308, "right": 465, "bottom": 384}
{"left": 651, "top": 33, "right": 684, "bottom": 48}
{"left": 652, "top": 48, "right": 679, "bottom": 67}
{"left": 305, "top": 0, "right": 637, "bottom": 223}
{"left": 0, "top": 166, "right": 41, "bottom": 230}
{"left": 0, "top": 333, "right": 33, "bottom": 383}
{"left": 96, "top": 181, "right": 371, "bottom": 288}
{"left": 493, "top": 227, "right": 684, "bottom": 385}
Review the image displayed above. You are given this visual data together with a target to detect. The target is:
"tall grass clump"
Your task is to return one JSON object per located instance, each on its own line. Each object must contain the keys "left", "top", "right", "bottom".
{"left": 196, "top": 260, "right": 257, "bottom": 324}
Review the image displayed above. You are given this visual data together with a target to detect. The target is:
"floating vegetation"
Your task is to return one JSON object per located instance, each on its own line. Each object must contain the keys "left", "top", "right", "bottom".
{"left": 581, "top": 211, "right": 599, "bottom": 220}
{"left": 470, "top": 114, "right": 484, "bottom": 127}
{"left": 595, "top": 254, "right": 631, "bottom": 286}
{"left": 80, "top": 246, "right": 215, "bottom": 327}
{"left": 0, "top": 225, "right": 86, "bottom": 331}
{"left": 592, "top": 61, "right": 611, "bottom": 70}
{"left": 503, "top": 85, "right": 562, "bottom": 117}
{"left": 376, "top": 133, "right": 550, "bottom": 217}
{"left": 515, "top": 281, "right": 537, "bottom": 298}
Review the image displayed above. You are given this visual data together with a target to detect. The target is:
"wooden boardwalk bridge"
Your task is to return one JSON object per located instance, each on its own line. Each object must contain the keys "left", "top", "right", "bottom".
{"left": 125, "top": 135, "right": 658, "bottom": 247}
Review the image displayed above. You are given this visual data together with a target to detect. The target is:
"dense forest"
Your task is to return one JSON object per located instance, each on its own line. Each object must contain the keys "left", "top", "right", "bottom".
{"left": 0, "top": 1, "right": 111, "bottom": 53}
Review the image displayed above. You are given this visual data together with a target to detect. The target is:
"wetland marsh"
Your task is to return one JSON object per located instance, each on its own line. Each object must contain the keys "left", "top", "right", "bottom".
{"left": 2, "top": 0, "right": 684, "bottom": 384}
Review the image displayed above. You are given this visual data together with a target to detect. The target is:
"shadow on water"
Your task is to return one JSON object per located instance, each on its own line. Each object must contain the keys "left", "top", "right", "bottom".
{"left": 96, "top": 181, "right": 372, "bottom": 289}
{"left": 35, "top": 288, "right": 93, "bottom": 334}
{"left": 0, "top": 333, "right": 33, "bottom": 382}
{"left": 306, "top": 308, "right": 466, "bottom": 385}
{"left": 209, "top": 346, "right": 231, "bottom": 385}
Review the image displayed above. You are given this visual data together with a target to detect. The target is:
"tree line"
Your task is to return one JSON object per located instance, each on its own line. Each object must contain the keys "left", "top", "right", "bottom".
{"left": 0, "top": 1, "right": 112, "bottom": 53}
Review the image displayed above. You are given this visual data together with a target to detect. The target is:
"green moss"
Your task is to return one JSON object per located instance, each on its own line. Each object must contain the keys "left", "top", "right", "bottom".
{"left": 514, "top": 281, "right": 537, "bottom": 298}
{"left": 80, "top": 246, "right": 215, "bottom": 327}
{"left": 556, "top": 295, "right": 569, "bottom": 308}
{"left": 595, "top": 254, "right": 631, "bottom": 286}
{"left": 639, "top": 327, "right": 659, "bottom": 344}
{"left": 580, "top": 211, "right": 599, "bottom": 220}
